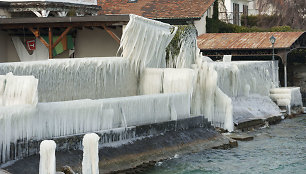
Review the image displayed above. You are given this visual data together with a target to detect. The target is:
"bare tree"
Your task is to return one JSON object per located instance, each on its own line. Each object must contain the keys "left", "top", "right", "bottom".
{"left": 257, "top": 0, "right": 305, "bottom": 30}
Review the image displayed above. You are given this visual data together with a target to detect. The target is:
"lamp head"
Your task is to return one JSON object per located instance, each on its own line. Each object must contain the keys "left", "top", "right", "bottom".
{"left": 270, "top": 35, "right": 276, "bottom": 44}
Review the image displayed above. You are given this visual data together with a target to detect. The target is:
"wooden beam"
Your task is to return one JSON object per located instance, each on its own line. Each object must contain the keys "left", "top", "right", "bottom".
{"left": 48, "top": 27, "right": 53, "bottom": 59}
{"left": 29, "top": 27, "right": 49, "bottom": 48}
{"left": 102, "top": 24, "right": 120, "bottom": 44}
{"left": 52, "top": 26, "right": 72, "bottom": 49}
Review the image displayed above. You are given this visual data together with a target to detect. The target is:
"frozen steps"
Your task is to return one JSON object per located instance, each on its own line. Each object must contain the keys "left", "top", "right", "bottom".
{"left": 270, "top": 87, "right": 303, "bottom": 115}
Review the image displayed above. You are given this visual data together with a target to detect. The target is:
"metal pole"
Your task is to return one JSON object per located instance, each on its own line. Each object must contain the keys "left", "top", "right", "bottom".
{"left": 272, "top": 43, "right": 275, "bottom": 61}
{"left": 284, "top": 63, "right": 287, "bottom": 87}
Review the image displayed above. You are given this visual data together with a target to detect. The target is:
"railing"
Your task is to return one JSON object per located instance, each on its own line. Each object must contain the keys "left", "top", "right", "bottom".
{"left": 0, "top": 0, "right": 97, "bottom": 5}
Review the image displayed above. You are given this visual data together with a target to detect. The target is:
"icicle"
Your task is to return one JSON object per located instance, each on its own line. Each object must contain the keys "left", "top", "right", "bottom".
{"left": 39, "top": 140, "right": 56, "bottom": 174}
{"left": 82, "top": 133, "right": 100, "bottom": 174}
{"left": 0, "top": 72, "right": 38, "bottom": 106}
{"left": 0, "top": 58, "right": 138, "bottom": 102}
{"left": 119, "top": 14, "right": 177, "bottom": 72}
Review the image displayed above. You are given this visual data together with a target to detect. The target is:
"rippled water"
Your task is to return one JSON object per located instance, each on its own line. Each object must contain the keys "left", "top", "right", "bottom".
{"left": 146, "top": 115, "right": 306, "bottom": 174}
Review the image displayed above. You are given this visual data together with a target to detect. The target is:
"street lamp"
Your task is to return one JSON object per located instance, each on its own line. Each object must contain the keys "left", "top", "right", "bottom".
{"left": 270, "top": 35, "right": 276, "bottom": 61}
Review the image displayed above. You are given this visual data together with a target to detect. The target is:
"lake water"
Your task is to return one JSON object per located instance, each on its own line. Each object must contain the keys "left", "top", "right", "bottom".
{"left": 146, "top": 115, "right": 306, "bottom": 174}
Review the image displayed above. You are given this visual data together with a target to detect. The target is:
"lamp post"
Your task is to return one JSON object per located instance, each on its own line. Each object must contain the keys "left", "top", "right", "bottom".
{"left": 270, "top": 35, "right": 276, "bottom": 61}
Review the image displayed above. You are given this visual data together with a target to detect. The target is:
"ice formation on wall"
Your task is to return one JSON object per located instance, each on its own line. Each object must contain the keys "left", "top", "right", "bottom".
{"left": 82, "top": 133, "right": 100, "bottom": 174}
{"left": 0, "top": 72, "right": 38, "bottom": 106}
{"left": 139, "top": 64, "right": 234, "bottom": 132}
{"left": 0, "top": 93, "right": 190, "bottom": 162}
{"left": 119, "top": 14, "right": 177, "bottom": 71}
{"left": 192, "top": 60, "right": 233, "bottom": 132}
{"left": 213, "top": 61, "right": 278, "bottom": 97}
{"left": 39, "top": 140, "right": 56, "bottom": 174}
{"left": 270, "top": 87, "right": 303, "bottom": 107}
{"left": 0, "top": 57, "right": 137, "bottom": 102}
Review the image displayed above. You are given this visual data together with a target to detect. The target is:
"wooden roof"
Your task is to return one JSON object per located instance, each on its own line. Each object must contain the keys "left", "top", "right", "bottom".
{"left": 197, "top": 32, "right": 305, "bottom": 50}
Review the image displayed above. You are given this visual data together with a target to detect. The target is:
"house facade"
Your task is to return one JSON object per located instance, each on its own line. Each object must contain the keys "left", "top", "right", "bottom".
{"left": 219, "top": 0, "right": 259, "bottom": 25}
{"left": 98, "top": 0, "right": 216, "bottom": 36}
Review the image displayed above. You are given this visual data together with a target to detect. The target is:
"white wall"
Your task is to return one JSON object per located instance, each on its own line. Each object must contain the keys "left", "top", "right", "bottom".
{"left": 75, "top": 27, "right": 122, "bottom": 58}
{"left": 0, "top": 31, "right": 20, "bottom": 63}
{"left": 194, "top": 13, "right": 207, "bottom": 36}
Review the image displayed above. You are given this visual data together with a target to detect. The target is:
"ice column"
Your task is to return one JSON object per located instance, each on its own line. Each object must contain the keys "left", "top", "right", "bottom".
{"left": 82, "top": 133, "right": 100, "bottom": 174}
{"left": 39, "top": 140, "right": 56, "bottom": 174}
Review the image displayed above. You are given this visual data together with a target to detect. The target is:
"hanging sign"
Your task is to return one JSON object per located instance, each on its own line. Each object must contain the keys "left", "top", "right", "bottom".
{"left": 26, "top": 39, "right": 36, "bottom": 50}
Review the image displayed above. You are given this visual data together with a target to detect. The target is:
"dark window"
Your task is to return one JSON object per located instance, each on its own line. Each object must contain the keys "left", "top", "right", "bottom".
{"left": 233, "top": 3, "right": 240, "bottom": 25}
{"left": 243, "top": 5, "right": 248, "bottom": 16}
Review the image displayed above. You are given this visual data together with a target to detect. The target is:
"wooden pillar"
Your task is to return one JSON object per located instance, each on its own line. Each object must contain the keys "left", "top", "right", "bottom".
{"left": 48, "top": 27, "right": 53, "bottom": 59}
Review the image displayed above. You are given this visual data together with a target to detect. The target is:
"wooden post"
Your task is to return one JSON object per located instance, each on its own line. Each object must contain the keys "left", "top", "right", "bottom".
{"left": 102, "top": 24, "right": 120, "bottom": 44}
{"left": 48, "top": 27, "right": 53, "bottom": 59}
{"left": 29, "top": 27, "right": 49, "bottom": 48}
{"left": 52, "top": 26, "right": 72, "bottom": 49}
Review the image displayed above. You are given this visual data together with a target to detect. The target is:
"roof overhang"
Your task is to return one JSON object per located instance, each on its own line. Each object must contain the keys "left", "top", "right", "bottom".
{"left": 0, "top": 14, "right": 130, "bottom": 29}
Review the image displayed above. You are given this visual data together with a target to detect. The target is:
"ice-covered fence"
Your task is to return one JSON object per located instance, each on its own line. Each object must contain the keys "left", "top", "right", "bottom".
{"left": 0, "top": 73, "right": 38, "bottom": 106}
{"left": 0, "top": 93, "right": 190, "bottom": 163}
{"left": 0, "top": 57, "right": 137, "bottom": 102}
{"left": 213, "top": 61, "right": 278, "bottom": 97}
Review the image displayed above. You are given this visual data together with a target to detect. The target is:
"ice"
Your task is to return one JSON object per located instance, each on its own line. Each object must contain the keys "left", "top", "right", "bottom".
{"left": 167, "top": 26, "right": 197, "bottom": 68}
{"left": 270, "top": 87, "right": 303, "bottom": 107}
{"left": 213, "top": 61, "right": 278, "bottom": 97}
{"left": 0, "top": 73, "right": 38, "bottom": 106}
{"left": 0, "top": 57, "right": 137, "bottom": 102}
{"left": 82, "top": 133, "right": 100, "bottom": 174}
{"left": 39, "top": 140, "right": 56, "bottom": 174}
{"left": 0, "top": 93, "right": 190, "bottom": 162}
{"left": 119, "top": 14, "right": 177, "bottom": 71}
{"left": 139, "top": 65, "right": 234, "bottom": 132}
{"left": 232, "top": 94, "right": 281, "bottom": 124}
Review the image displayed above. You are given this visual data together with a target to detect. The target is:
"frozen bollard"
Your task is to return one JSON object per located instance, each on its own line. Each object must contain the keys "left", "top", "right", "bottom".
{"left": 82, "top": 133, "right": 100, "bottom": 174}
{"left": 39, "top": 140, "right": 56, "bottom": 174}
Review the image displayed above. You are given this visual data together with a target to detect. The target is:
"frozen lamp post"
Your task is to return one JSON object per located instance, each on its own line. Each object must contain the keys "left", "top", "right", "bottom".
{"left": 270, "top": 35, "right": 276, "bottom": 61}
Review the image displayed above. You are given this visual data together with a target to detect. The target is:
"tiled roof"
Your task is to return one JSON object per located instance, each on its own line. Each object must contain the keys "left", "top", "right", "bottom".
{"left": 98, "top": 0, "right": 215, "bottom": 19}
{"left": 197, "top": 32, "right": 305, "bottom": 50}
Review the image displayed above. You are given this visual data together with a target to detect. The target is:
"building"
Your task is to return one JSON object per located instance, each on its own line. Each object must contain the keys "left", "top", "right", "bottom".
{"left": 219, "top": 0, "right": 259, "bottom": 25}
{"left": 98, "top": 0, "right": 216, "bottom": 35}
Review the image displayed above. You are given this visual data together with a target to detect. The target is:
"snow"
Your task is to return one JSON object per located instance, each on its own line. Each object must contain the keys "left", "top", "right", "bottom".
{"left": 39, "top": 140, "right": 56, "bottom": 174}
{"left": 232, "top": 94, "right": 281, "bottom": 124}
{"left": 0, "top": 93, "right": 190, "bottom": 162}
{"left": 0, "top": 73, "right": 38, "bottom": 106}
{"left": 82, "top": 133, "right": 100, "bottom": 174}
{"left": 119, "top": 14, "right": 177, "bottom": 71}
{"left": 0, "top": 57, "right": 137, "bottom": 102}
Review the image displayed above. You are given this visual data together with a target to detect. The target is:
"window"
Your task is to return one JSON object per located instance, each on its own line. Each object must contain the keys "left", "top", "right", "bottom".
{"left": 233, "top": 3, "right": 239, "bottom": 25}
{"left": 243, "top": 5, "right": 248, "bottom": 16}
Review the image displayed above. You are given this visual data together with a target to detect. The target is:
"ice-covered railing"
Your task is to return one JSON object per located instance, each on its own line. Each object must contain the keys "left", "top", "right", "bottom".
{"left": 0, "top": 72, "right": 38, "bottom": 106}
{"left": 0, "top": 58, "right": 137, "bottom": 102}
{"left": 0, "top": 93, "right": 190, "bottom": 163}
{"left": 119, "top": 14, "right": 177, "bottom": 71}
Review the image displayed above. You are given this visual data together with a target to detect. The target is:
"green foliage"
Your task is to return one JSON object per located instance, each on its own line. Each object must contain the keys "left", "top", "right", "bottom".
{"left": 207, "top": 17, "right": 297, "bottom": 33}
{"left": 166, "top": 25, "right": 190, "bottom": 60}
